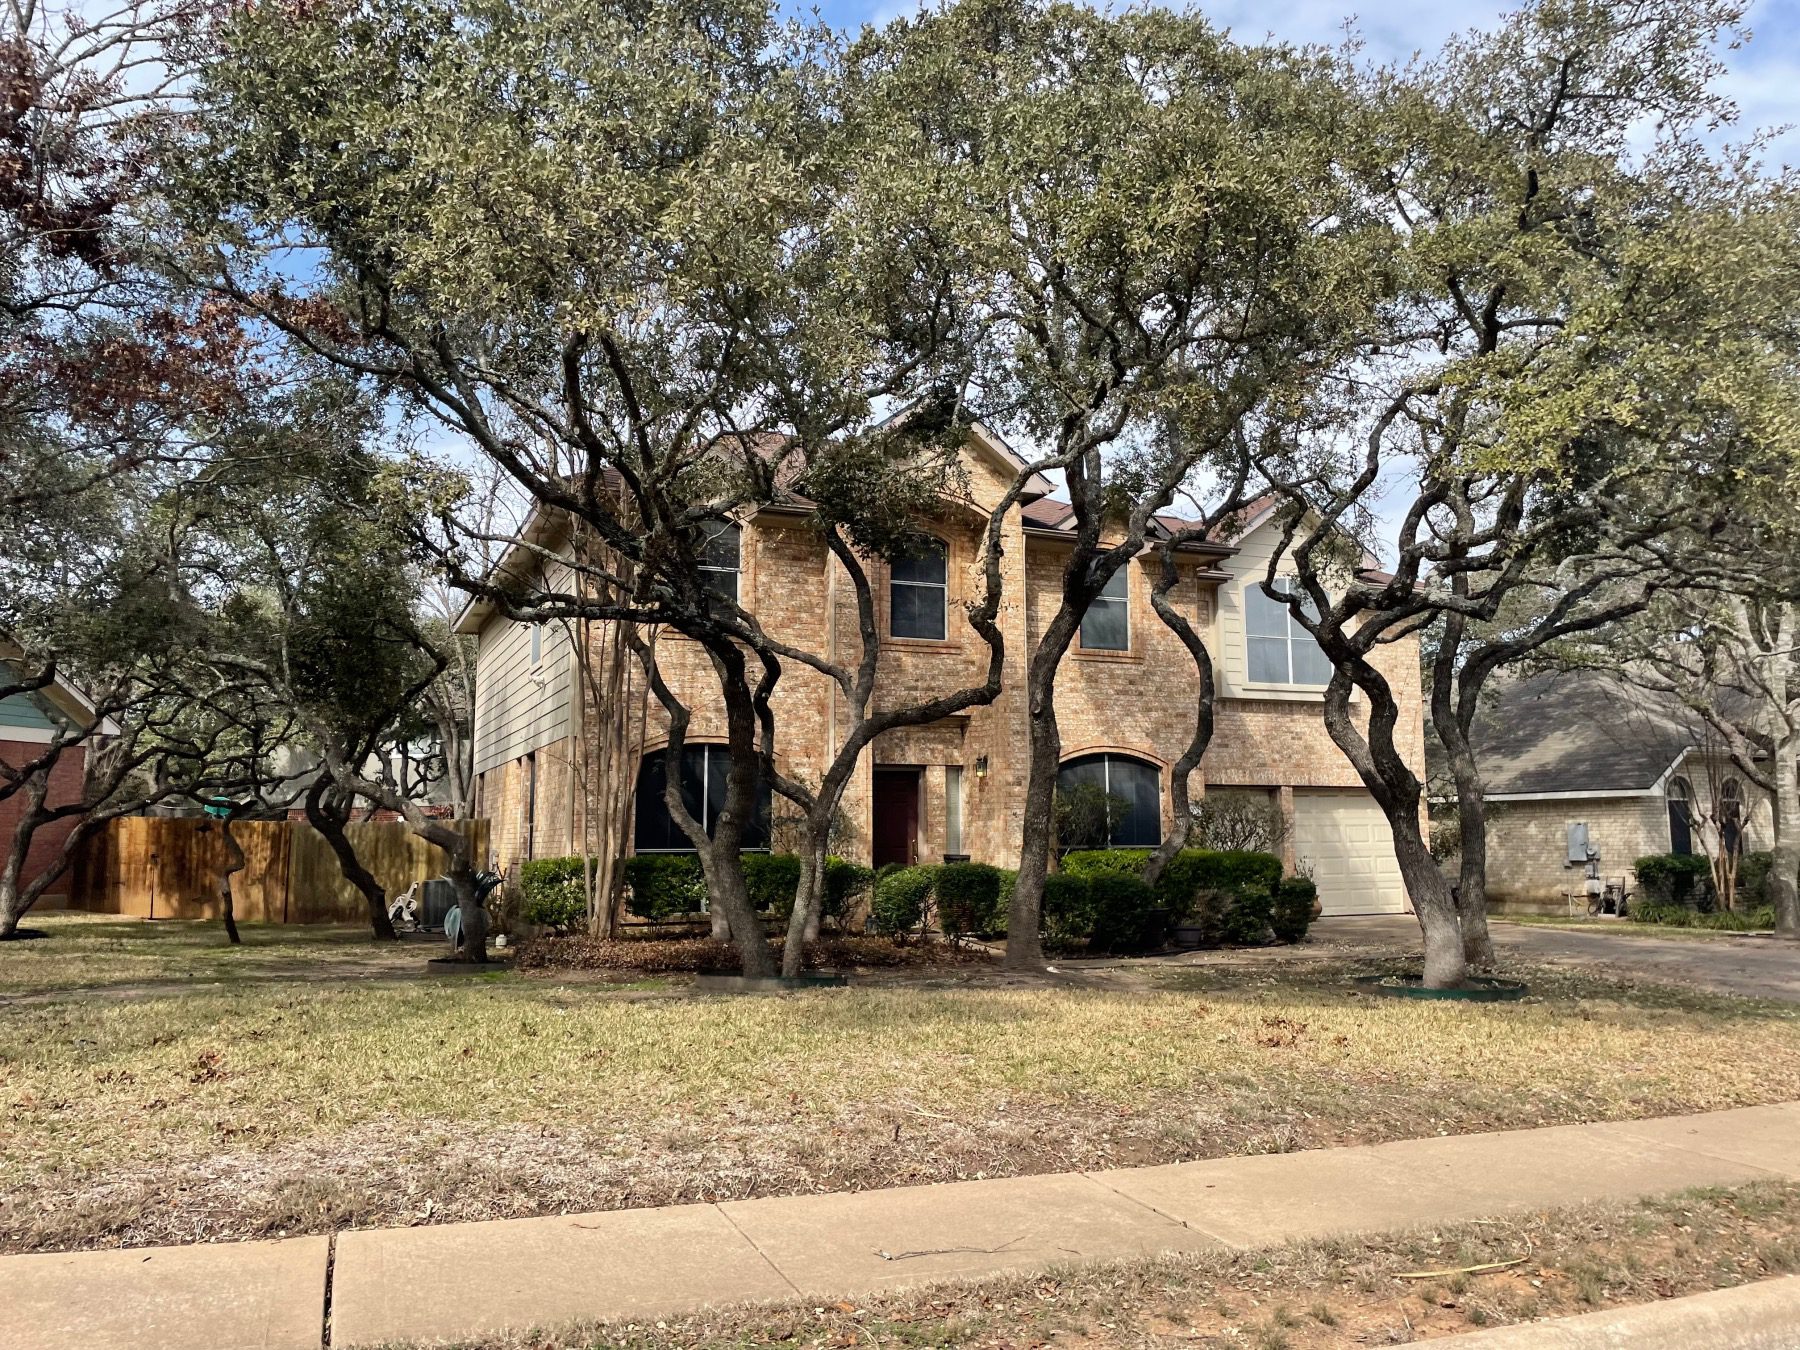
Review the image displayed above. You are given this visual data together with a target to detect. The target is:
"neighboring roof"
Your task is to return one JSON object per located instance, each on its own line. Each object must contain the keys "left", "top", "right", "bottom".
{"left": 0, "top": 634, "right": 122, "bottom": 737}
{"left": 1452, "top": 670, "right": 1707, "bottom": 799}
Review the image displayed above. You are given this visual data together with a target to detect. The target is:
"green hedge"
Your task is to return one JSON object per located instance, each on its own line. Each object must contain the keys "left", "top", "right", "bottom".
{"left": 1086, "top": 872, "right": 1165, "bottom": 952}
{"left": 1634, "top": 853, "right": 1713, "bottom": 909}
{"left": 1738, "top": 851, "right": 1774, "bottom": 909}
{"left": 935, "top": 861, "right": 1007, "bottom": 940}
{"left": 823, "top": 857, "right": 875, "bottom": 926}
{"left": 622, "top": 855, "right": 708, "bottom": 921}
{"left": 1271, "top": 876, "right": 1317, "bottom": 943}
{"left": 1061, "top": 848, "right": 1282, "bottom": 918}
{"left": 744, "top": 853, "right": 801, "bottom": 913}
{"left": 1041, "top": 872, "right": 1097, "bottom": 951}
{"left": 872, "top": 864, "right": 937, "bottom": 936}
{"left": 518, "top": 856, "right": 588, "bottom": 934}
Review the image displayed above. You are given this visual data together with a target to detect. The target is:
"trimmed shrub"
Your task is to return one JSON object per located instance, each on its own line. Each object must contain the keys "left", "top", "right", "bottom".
{"left": 1631, "top": 902, "right": 1775, "bottom": 932}
{"left": 743, "top": 853, "right": 802, "bottom": 913}
{"left": 518, "top": 856, "right": 588, "bottom": 934}
{"left": 872, "top": 864, "right": 937, "bottom": 937}
{"left": 1061, "top": 847, "right": 1282, "bottom": 920}
{"left": 1219, "top": 884, "right": 1274, "bottom": 945}
{"left": 935, "top": 861, "right": 1006, "bottom": 942}
{"left": 1738, "top": 851, "right": 1774, "bottom": 909}
{"left": 822, "top": 857, "right": 875, "bottom": 927}
{"left": 1271, "top": 876, "right": 1317, "bottom": 944}
{"left": 1634, "top": 853, "right": 1713, "bottom": 909}
{"left": 622, "top": 855, "right": 708, "bottom": 921}
{"left": 1087, "top": 873, "right": 1165, "bottom": 953}
{"left": 992, "top": 868, "right": 1017, "bottom": 934}
{"left": 1040, "top": 872, "right": 1095, "bottom": 951}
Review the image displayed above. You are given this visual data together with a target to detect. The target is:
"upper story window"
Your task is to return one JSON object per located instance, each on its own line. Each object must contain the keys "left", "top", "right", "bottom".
{"left": 530, "top": 621, "right": 542, "bottom": 665}
{"left": 634, "top": 744, "right": 770, "bottom": 853}
{"left": 698, "top": 522, "right": 741, "bottom": 605}
{"left": 1080, "top": 566, "right": 1130, "bottom": 651}
{"left": 890, "top": 534, "right": 948, "bottom": 640}
{"left": 1246, "top": 578, "right": 1332, "bottom": 686}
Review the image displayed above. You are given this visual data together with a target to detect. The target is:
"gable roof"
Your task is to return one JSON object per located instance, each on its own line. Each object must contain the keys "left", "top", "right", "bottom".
{"left": 1451, "top": 670, "right": 1705, "bottom": 799}
{"left": 0, "top": 634, "right": 121, "bottom": 738}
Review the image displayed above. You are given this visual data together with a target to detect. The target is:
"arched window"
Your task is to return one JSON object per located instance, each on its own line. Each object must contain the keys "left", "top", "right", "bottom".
{"left": 634, "top": 745, "right": 770, "bottom": 852}
{"left": 698, "top": 522, "right": 741, "bottom": 604}
{"left": 1721, "top": 778, "right": 1745, "bottom": 857}
{"left": 890, "top": 535, "right": 948, "bottom": 640}
{"left": 1668, "top": 775, "right": 1693, "bottom": 856}
{"left": 1057, "top": 752, "right": 1162, "bottom": 848}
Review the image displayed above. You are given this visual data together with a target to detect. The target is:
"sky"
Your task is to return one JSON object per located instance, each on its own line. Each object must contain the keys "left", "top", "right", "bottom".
{"left": 813, "top": 0, "right": 1800, "bottom": 170}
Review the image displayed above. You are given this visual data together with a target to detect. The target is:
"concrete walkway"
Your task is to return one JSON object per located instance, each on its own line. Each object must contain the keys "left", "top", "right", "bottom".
{"left": 8, "top": 1102, "right": 1800, "bottom": 1350}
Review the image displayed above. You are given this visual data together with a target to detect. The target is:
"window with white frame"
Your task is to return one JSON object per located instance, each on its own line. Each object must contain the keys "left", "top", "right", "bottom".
{"left": 890, "top": 535, "right": 948, "bottom": 640}
{"left": 1080, "top": 566, "right": 1129, "bottom": 651}
{"left": 1245, "top": 578, "right": 1332, "bottom": 686}
{"left": 698, "top": 522, "right": 741, "bottom": 605}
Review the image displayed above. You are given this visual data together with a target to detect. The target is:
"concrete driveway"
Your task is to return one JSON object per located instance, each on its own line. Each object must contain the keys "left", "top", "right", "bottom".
{"left": 1312, "top": 914, "right": 1800, "bottom": 1003}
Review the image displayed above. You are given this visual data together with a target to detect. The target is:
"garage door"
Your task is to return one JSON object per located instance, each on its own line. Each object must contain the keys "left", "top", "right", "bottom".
{"left": 1291, "top": 791, "right": 1410, "bottom": 915}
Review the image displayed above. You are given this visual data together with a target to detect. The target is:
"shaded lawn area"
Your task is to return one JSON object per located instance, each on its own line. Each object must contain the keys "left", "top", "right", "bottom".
{"left": 6, "top": 914, "right": 1800, "bottom": 1254}
{"left": 440, "top": 1182, "right": 1800, "bottom": 1349}
{"left": 0, "top": 912, "right": 419, "bottom": 996}
{"left": 1499, "top": 916, "right": 1773, "bottom": 939}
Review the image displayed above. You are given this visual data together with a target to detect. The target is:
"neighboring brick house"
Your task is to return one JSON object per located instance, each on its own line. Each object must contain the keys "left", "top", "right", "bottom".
{"left": 1446, "top": 671, "right": 1773, "bottom": 911}
{"left": 0, "top": 639, "right": 115, "bottom": 908}
{"left": 457, "top": 427, "right": 1427, "bottom": 916}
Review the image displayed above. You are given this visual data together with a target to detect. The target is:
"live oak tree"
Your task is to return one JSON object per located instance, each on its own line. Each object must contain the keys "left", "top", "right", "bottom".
{"left": 1257, "top": 0, "right": 1784, "bottom": 987}
{"left": 175, "top": 0, "right": 1008, "bottom": 975}
{"left": 863, "top": 0, "right": 1387, "bottom": 965}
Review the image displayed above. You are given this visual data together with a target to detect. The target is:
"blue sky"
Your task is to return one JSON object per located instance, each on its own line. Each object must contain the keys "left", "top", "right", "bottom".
{"left": 809, "top": 0, "right": 1800, "bottom": 168}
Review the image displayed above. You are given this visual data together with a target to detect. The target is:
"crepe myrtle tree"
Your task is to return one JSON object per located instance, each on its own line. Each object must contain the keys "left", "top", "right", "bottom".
{"left": 856, "top": 0, "right": 1389, "bottom": 966}
{"left": 173, "top": 0, "right": 1025, "bottom": 974}
{"left": 1255, "top": 0, "right": 1776, "bottom": 987}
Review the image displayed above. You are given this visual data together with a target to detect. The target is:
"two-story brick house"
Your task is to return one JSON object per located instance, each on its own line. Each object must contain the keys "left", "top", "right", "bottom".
{"left": 456, "top": 426, "right": 1425, "bottom": 917}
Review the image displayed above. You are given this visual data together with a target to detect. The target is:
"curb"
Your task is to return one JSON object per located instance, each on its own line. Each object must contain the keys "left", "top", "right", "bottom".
{"left": 1434, "top": 1274, "right": 1800, "bottom": 1347}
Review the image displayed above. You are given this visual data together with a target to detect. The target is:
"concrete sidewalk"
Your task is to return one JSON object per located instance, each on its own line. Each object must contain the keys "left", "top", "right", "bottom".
{"left": 7, "top": 1103, "right": 1800, "bottom": 1350}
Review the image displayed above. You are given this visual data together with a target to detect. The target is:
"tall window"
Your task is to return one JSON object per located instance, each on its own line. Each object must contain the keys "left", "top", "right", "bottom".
{"left": 1080, "top": 567, "right": 1129, "bottom": 651}
{"left": 698, "top": 522, "right": 741, "bottom": 604}
{"left": 1057, "top": 753, "right": 1161, "bottom": 848}
{"left": 524, "top": 751, "right": 538, "bottom": 860}
{"left": 1668, "top": 776, "right": 1693, "bottom": 855}
{"left": 634, "top": 745, "right": 770, "bottom": 852}
{"left": 890, "top": 535, "right": 948, "bottom": 640}
{"left": 945, "top": 765, "right": 964, "bottom": 856}
{"left": 1246, "top": 579, "right": 1332, "bottom": 686}
{"left": 1721, "top": 778, "right": 1745, "bottom": 857}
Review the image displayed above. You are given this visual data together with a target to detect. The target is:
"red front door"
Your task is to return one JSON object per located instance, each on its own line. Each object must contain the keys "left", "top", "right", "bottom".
{"left": 872, "top": 769, "right": 922, "bottom": 868}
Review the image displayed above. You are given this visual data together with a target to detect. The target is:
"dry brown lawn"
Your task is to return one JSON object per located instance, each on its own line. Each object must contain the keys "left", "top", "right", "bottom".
{"left": 5, "top": 912, "right": 1800, "bottom": 1255}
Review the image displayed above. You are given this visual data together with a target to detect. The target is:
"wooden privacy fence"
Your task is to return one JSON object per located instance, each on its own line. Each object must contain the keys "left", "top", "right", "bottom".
{"left": 71, "top": 817, "right": 490, "bottom": 923}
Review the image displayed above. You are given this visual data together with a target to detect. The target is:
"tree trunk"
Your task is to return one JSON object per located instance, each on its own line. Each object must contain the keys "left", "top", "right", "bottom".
{"left": 1005, "top": 648, "right": 1063, "bottom": 970}
{"left": 217, "top": 815, "right": 245, "bottom": 946}
{"left": 1142, "top": 543, "right": 1216, "bottom": 891}
{"left": 0, "top": 874, "right": 22, "bottom": 940}
{"left": 306, "top": 781, "right": 397, "bottom": 940}
{"left": 780, "top": 813, "right": 834, "bottom": 977}
{"left": 1770, "top": 733, "right": 1800, "bottom": 938}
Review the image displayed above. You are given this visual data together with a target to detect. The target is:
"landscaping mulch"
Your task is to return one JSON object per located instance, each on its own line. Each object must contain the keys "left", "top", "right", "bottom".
{"left": 512, "top": 933, "right": 993, "bottom": 974}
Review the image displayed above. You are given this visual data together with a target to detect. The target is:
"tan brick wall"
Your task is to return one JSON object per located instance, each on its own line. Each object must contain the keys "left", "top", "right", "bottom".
{"left": 1484, "top": 797, "right": 1671, "bottom": 903}
{"left": 470, "top": 444, "right": 1428, "bottom": 873}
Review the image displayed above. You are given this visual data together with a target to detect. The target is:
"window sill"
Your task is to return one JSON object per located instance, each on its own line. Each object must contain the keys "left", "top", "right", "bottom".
{"left": 881, "top": 636, "right": 966, "bottom": 654}
{"left": 1071, "top": 647, "right": 1142, "bottom": 664}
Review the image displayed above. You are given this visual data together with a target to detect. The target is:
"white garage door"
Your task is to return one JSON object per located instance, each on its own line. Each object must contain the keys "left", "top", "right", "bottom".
{"left": 1291, "top": 791, "right": 1410, "bottom": 915}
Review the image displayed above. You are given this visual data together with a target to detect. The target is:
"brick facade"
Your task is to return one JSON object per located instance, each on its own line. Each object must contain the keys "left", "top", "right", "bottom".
{"left": 469, "top": 441, "right": 1427, "bottom": 883}
{"left": 0, "top": 738, "right": 88, "bottom": 906}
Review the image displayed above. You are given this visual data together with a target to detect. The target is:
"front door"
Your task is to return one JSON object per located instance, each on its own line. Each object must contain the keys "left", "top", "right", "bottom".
{"left": 872, "top": 768, "right": 922, "bottom": 869}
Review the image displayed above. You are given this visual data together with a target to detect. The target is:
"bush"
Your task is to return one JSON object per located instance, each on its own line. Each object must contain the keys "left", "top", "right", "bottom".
{"left": 935, "top": 862, "right": 1006, "bottom": 941}
{"left": 1040, "top": 872, "right": 1093, "bottom": 951}
{"left": 622, "top": 855, "right": 707, "bottom": 922}
{"left": 518, "top": 856, "right": 588, "bottom": 934}
{"left": 1087, "top": 873, "right": 1166, "bottom": 953}
{"left": 1634, "top": 853, "right": 1713, "bottom": 909}
{"left": 872, "top": 864, "right": 937, "bottom": 937}
{"left": 1219, "top": 884, "right": 1273, "bottom": 945}
{"left": 1061, "top": 848, "right": 1283, "bottom": 921}
{"left": 1738, "top": 851, "right": 1774, "bottom": 909}
{"left": 743, "top": 853, "right": 801, "bottom": 913}
{"left": 1631, "top": 901, "right": 1774, "bottom": 932}
{"left": 1271, "top": 876, "right": 1317, "bottom": 944}
{"left": 822, "top": 857, "right": 875, "bottom": 927}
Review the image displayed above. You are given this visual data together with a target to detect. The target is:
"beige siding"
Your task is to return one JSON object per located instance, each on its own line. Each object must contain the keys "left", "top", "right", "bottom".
{"left": 1216, "top": 517, "right": 1333, "bottom": 704}
{"left": 471, "top": 568, "right": 578, "bottom": 777}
